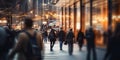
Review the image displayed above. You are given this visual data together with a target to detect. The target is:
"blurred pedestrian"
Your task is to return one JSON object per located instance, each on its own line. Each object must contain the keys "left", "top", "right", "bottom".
{"left": 57, "top": 28, "right": 66, "bottom": 50}
{"left": 42, "top": 30, "right": 48, "bottom": 43}
{"left": 77, "top": 30, "right": 84, "bottom": 51}
{"left": 85, "top": 27, "right": 97, "bottom": 60}
{"left": 66, "top": 29, "right": 75, "bottom": 55}
{"left": 0, "top": 26, "right": 7, "bottom": 60}
{"left": 8, "top": 18, "right": 44, "bottom": 60}
{"left": 48, "top": 28, "right": 56, "bottom": 51}
{"left": 103, "top": 31, "right": 108, "bottom": 45}
{"left": 104, "top": 23, "right": 120, "bottom": 60}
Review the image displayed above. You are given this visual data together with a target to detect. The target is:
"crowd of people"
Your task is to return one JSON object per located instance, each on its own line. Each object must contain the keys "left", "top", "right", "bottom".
{"left": 0, "top": 17, "right": 120, "bottom": 60}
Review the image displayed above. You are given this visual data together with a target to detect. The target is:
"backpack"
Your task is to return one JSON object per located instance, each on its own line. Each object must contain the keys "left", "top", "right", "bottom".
{"left": 24, "top": 31, "right": 42, "bottom": 60}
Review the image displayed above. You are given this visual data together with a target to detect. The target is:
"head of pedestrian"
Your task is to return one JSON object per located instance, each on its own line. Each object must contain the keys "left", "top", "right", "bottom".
{"left": 88, "top": 26, "right": 93, "bottom": 32}
{"left": 69, "top": 28, "right": 72, "bottom": 31}
{"left": 60, "top": 27, "right": 63, "bottom": 31}
{"left": 23, "top": 18, "right": 33, "bottom": 29}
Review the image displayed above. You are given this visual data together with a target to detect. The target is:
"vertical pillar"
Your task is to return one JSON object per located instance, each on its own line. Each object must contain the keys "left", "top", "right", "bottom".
{"left": 69, "top": 6, "right": 71, "bottom": 29}
{"left": 61, "top": 7, "right": 64, "bottom": 28}
{"left": 74, "top": 2, "right": 77, "bottom": 38}
{"left": 80, "top": 0, "right": 85, "bottom": 32}
{"left": 65, "top": 7, "right": 67, "bottom": 31}
{"left": 90, "top": 0, "right": 93, "bottom": 26}
{"left": 80, "top": 0, "right": 82, "bottom": 31}
{"left": 108, "top": 0, "right": 112, "bottom": 26}
{"left": 33, "top": 0, "right": 36, "bottom": 17}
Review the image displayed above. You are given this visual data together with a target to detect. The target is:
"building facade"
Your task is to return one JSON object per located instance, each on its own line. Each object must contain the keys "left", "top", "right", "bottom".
{"left": 57, "top": 0, "right": 120, "bottom": 46}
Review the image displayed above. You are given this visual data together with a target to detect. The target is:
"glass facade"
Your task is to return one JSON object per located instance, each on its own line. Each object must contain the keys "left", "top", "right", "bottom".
{"left": 92, "top": 0, "right": 108, "bottom": 45}
{"left": 112, "top": 0, "right": 120, "bottom": 30}
{"left": 60, "top": 0, "right": 120, "bottom": 46}
{"left": 63, "top": 7, "right": 66, "bottom": 30}
{"left": 76, "top": 2, "right": 80, "bottom": 31}
{"left": 66, "top": 7, "right": 70, "bottom": 31}
{"left": 85, "top": 3, "right": 90, "bottom": 30}
{"left": 70, "top": 5, "right": 75, "bottom": 31}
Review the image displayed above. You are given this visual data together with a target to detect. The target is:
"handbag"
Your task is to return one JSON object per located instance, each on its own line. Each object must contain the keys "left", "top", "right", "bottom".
{"left": 64, "top": 40, "right": 67, "bottom": 45}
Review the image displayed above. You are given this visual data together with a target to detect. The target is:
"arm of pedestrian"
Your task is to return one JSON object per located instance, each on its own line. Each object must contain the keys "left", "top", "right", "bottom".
{"left": 8, "top": 33, "right": 25, "bottom": 59}
{"left": 36, "top": 32, "right": 45, "bottom": 57}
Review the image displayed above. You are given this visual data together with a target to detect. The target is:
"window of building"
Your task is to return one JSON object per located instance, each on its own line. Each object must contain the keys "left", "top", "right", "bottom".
{"left": 76, "top": 1, "right": 80, "bottom": 30}
{"left": 70, "top": 5, "right": 74, "bottom": 31}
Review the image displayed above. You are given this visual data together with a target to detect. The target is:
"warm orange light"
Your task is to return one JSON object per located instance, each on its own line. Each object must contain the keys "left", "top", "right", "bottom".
{"left": 35, "top": 14, "right": 38, "bottom": 17}
{"left": 30, "top": 10, "right": 33, "bottom": 14}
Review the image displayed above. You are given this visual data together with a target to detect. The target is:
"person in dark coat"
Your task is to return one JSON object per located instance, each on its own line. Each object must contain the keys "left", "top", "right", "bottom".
{"left": 48, "top": 29, "right": 56, "bottom": 51}
{"left": 57, "top": 28, "right": 66, "bottom": 50}
{"left": 42, "top": 30, "right": 48, "bottom": 43}
{"left": 66, "top": 29, "right": 75, "bottom": 55}
{"left": 85, "top": 27, "right": 97, "bottom": 60}
{"left": 103, "top": 31, "right": 108, "bottom": 45}
{"left": 104, "top": 23, "right": 120, "bottom": 60}
{"left": 77, "top": 30, "right": 84, "bottom": 51}
{"left": 0, "top": 26, "right": 7, "bottom": 60}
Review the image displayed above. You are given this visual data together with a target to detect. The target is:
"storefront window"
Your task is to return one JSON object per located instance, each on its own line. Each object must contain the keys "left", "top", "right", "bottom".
{"left": 92, "top": 0, "right": 108, "bottom": 45}
{"left": 92, "top": 0, "right": 108, "bottom": 31}
{"left": 76, "top": 2, "right": 80, "bottom": 30}
{"left": 63, "top": 7, "right": 66, "bottom": 30}
{"left": 112, "top": 0, "right": 120, "bottom": 30}
{"left": 85, "top": 3, "right": 90, "bottom": 30}
{"left": 66, "top": 7, "right": 70, "bottom": 31}
{"left": 70, "top": 5, "right": 74, "bottom": 31}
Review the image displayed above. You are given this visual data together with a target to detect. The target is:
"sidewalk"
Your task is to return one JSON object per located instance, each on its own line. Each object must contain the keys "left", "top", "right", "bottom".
{"left": 44, "top": 41, "right": 106, "bottom": 60}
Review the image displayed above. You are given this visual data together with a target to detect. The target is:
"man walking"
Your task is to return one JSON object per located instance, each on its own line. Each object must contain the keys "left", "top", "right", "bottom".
{"left": 58, "top": 28, "right": 66, "bottom": 50}
{"left": 66, "top": 29, "right": 75, "bottom": 55}
{"left": 85, "top": 27, "right": 97, "bottom": 60}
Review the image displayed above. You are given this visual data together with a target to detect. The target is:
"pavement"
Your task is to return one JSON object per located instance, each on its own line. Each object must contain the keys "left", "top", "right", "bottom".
{"left": 44, "top": 41, "right": 106, "bottom": 60}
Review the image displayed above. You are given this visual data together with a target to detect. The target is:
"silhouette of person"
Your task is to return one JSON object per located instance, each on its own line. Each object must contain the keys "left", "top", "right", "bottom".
{"left": 66, "top": 29, "right": 75, "bottom": 55}
{"left": 103, "top": 31, "right": 108, "bottom": 45}
{"left": 8, "top": 18, "right": 44, "bottom": 60}
{"left": 0, "top": 26, "right": 7, "bottom": 60}
{"left": 77, "top": 30, "right": 84, "bottom": 51}
{"left": 48, "top": 28, "right": 56, "bottom": 51}
{"left": 104, "top": 23, "right": 120, "bottom": 60}
{"left": 57, "top": 28, "right": 66, "bottom": 50}
{"left": 42, "top": 30, "right": 48, "bottom": 43}
{"left": 85, "top": 27, "right": 97, "bottom": 60}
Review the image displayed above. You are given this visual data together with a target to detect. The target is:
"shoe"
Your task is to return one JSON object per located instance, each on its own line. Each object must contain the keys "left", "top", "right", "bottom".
{"left": 69, "top": 53, "right": 72, "bottom": 56}
{"left": 50, "top": 48, "right": 53, "bottom": 51}
{"left": 60, "top": 49, "right": 62, "bottom": 50}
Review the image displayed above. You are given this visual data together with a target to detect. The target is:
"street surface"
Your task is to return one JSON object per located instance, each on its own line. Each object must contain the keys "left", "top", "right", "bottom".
{"left": 44, "top": 41, "right": 106, "bottom": 60}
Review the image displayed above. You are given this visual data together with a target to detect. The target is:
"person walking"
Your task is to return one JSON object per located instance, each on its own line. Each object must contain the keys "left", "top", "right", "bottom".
{"left": 48, "top": 28, "right": 56, "bottom": 51}
{"left": 57, "top": 28, "right": 66, "bottom": 50}
{"left": 77, "top": 30, "right": 84, "bottom": 51}
{"left": 104, "top": 23, "right": 120, "bottom": 60}
{"left": 8, "top": 18, "right": 44, "bottom": 60}
{"left": 85, "top": 27, "right": 97, "bottom": 60}
{"left": 66, "top": 29, "right": 75, "bottom": 55}
{"left": 42, "top": 30, "right": 48, "bottom": 43}
{"left": 0, "top": 26, "right": 7, "bottom": 60}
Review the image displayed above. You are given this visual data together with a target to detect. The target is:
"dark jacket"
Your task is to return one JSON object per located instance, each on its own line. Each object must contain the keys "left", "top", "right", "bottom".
{"left": 85, "top": 29, "right": 95, "bottom": 46}
{"left": 58, "top": 30, "right": 66, "bottom": 41}
{"left": 66, "top": 31, "right": 74, "bottom": 43}
{"left": 42, "top": 31, "right": 48, "bottom": 38}
{"left": 48, "top": 29, "right": 56, "bottom": 41}
{"left": 105, "top": 35, "right": 120, "bottom": 60}
{"left": 77, "top": 31, "right": 84, "bottom": 42}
